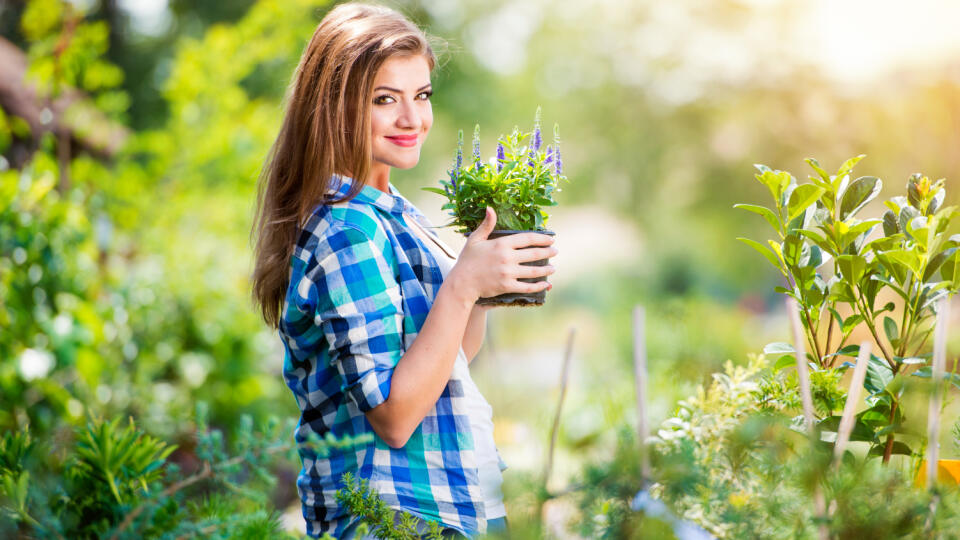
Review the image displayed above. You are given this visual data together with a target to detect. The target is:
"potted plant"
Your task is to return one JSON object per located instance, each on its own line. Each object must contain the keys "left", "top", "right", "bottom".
{"left": 424, "top": 108, "right": 567, "bottom": 306}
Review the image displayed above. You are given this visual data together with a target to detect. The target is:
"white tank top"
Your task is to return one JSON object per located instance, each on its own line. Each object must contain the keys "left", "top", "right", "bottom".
{"left": 403, "top": 212, "right": 507, "bottom": 519}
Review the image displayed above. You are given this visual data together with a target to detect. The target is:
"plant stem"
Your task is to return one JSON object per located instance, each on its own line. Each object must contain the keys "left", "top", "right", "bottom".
{"left": 882, "top": 399, "right": 899, "bottom": 464}
{"left": 801, "top": 307, "right": 824, "bottom": 367}
{"left": 857, "top": 295, "right": 896, "bottom": 370}
{"left": 897, "top": 277, "right": 914, "bottom": 357}
{"left": 911, "top": 328, "right": 933, "bottom": 359}
{"left": 782, "top": 271, "right": 821, "bottom": 366}
{"left": 824, "top": 310, "right": 835, "bottom": 366}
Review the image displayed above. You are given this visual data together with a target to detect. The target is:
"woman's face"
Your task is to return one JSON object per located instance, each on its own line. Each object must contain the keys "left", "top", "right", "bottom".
{"left": 369, "top": 54, "right": 433, "bottom": 172}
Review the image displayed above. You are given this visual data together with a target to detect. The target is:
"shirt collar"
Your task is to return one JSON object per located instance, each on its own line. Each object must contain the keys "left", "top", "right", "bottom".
{"left": 329, "top": 174, "right": 408, "bottom": 215}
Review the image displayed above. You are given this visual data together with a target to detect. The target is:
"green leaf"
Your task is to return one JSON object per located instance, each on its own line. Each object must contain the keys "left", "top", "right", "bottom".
{"left": 755, "top": 170, "right": 792, "bottom": 204}
{"left": 883, "top": 316, "right": 898, "bottom": 345}
{"left": 781, "top": 234, "right": 804, "bottom": 267}
{"left": 836, "top": 154, "right": 866, "bottom": 178}
{"left": 837, "top": 254, "right": 868, "bottom": 283}
{"left": 868, "top": 441, "right": 912, "bottom": 457}
{"left": 805, "top": 157, "right": 830, "bottom": 181}
{"left": 924, "top": 247, "right": 956, "bottom": 282}
{"left": 734, "top": 203, "right": 781, "bottom": 231}
{"left": 787, "top": 184, "right": 826, "bottom": 222}
{"left": 774, "top": 354, "right": 797, "bottom": 372}
{"left": 864, "top": 354, "right": 893, "bottom": 396}
{"left": 736, "top": 237, "right": 782, "bottom": 269}
{"left": 826, "top": 344, "right": 861, "bottom": 358}
{"left": 882, "top": 209, "right": 899, "bottom": 236}
{"left": 882, "top": 249, "right": 923, "bottom": 278}
{"left": 818, "top": 416, "right": 877, "bottom": 442}
{"left": 839, "top": 176, "right": 882, "bottom": 220}
{"left": 764, "top": 342, "right": 795, "bottom": 355}
{"left": 899, "top": 206, "right": 920, "bottom": 240}
{"left": 840, "top": 314, "right": 864, "bottom": 335}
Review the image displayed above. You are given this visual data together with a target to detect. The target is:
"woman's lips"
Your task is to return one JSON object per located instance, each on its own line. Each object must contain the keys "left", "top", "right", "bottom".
{"left": 386, "top": 134, "right": 418, "bottom": 147}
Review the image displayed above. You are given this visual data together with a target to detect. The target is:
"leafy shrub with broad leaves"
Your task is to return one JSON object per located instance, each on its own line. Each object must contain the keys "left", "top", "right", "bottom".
{"left": 736, "top": 156, "right": 960, "bottom": 463}
{"left": 424, "top": 108, "right": 566, "bottom": 233}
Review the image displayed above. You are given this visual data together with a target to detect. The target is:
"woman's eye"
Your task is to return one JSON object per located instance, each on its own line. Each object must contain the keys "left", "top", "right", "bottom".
{"left": 417, "top": 91, "right": 433, "bottom": 100}
{"left": 373, "top": 95, "right": 395, "bottom": 105}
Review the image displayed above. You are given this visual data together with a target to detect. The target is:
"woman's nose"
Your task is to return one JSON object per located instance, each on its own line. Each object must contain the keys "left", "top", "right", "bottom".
{"left": 395, "top": 100, "right": 422, "bottom": 130}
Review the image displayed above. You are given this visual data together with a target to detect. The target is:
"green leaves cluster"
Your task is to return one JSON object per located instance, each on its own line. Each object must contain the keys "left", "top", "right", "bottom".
{"left": 0, "top": 403, "right": 380, "bottom": 539}
{"left": 335, "top": 472, "right": 446, "bottom": 540}
{"left": 736, "top": 155, "right": 960, "bottom": 463}
{"left": 424, "top": 109, "right": 567, "bottom": 233}
{"left": 642, "top": 355, "right": 960, "bottom": 539}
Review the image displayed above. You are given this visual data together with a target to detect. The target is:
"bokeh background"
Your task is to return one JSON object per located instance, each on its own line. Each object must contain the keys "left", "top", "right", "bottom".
{"left": 4, "top": 0, "right": 960, "bottom": 535}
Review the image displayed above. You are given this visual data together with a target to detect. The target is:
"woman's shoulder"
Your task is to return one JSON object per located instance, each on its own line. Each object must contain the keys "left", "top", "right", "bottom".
{"left": 296, "top": 198, "right": 389, "bottom": 263}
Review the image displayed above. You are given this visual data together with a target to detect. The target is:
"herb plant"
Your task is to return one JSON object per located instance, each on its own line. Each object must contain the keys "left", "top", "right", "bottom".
{"left": 736, "top": 156, "right": 960, "bottom": 463}
{"left": 424, "top": 108, "right": 567, "bottom": 234}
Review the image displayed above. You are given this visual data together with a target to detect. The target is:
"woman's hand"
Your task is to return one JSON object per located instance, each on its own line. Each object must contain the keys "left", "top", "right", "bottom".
{"left": 447, "top": 207, "right": 557, "bottom": 302}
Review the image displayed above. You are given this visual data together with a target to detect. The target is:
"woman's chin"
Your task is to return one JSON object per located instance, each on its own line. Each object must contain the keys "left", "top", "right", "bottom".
{"left": 391, "top": 155, "right": 421, "bottom": 170}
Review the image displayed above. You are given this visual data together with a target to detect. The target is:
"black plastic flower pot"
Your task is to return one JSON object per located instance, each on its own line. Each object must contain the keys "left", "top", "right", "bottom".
{"left": 477, "top": 229, "right": 555, "bottom": 307}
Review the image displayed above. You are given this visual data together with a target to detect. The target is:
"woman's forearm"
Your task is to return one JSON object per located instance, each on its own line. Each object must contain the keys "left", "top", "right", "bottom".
{"left": 462, "top": 305, "right": 487, "bottom": 363}
{"left": 364, "top": 278, "right": 474, "bottom": 448}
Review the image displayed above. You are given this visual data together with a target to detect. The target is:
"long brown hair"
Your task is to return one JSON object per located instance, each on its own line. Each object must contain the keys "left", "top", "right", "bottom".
{"left": 251, "top": 2, "right": 437, "bottom": 329}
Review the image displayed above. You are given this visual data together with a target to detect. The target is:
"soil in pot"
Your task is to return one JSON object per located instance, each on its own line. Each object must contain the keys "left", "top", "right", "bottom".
{"left": 476, "top": 229, "right": 555, "bottom": 307}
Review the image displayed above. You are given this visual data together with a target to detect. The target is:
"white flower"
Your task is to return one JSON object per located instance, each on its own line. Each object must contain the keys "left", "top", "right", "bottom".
{"left": 19, "top": 348, "right": 55, "bottom": 381}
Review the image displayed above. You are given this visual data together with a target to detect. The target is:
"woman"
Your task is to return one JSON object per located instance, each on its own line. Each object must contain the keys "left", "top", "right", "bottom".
{"left": 250, "top": 3, "right": 556, "bottom": 538}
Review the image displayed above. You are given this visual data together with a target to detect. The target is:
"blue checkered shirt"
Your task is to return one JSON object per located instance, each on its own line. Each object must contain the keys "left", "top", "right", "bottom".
{"left": 279, "top": 176, "right": 486, "bottom": 537}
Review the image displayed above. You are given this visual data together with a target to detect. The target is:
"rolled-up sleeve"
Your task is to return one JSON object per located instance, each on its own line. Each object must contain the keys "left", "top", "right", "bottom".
{"left": 298, "top": 223, "right": 404, "bottom": 412}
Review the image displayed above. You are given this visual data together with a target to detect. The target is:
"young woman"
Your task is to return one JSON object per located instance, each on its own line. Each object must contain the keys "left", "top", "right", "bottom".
{"left": 250, "top": 3, "right": 556, "bottom": 538}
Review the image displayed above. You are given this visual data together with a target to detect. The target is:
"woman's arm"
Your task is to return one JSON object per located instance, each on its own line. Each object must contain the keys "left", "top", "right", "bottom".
{"left": 461, "top": 304, "right": 489, "bottom": 364}
{"left": 365, "top": 208, "right": 556, "bottom": 448}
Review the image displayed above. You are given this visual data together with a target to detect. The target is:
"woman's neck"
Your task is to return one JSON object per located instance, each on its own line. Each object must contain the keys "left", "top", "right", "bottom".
{"left": 368, "top": 162, "right": 391, "bottom": 193}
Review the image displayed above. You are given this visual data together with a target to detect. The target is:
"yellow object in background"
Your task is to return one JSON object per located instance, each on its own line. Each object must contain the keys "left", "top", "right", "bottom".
{"left": 916, "top": 460, "right": 960, "bottom": 487}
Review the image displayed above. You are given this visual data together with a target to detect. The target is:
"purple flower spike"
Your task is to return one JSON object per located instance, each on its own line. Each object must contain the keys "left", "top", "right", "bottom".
{"left": 544, "top": 146, "right": 554, "bottom": 166}
{"left": 473, "top": 124, "right": 481, "bottom": 171}
{"left": 553, "top": 123, "right": 562, "bottom": 176}
{"left": 529, "top": 107, "right": 543, "bottom": 165}
{"left": 455, "top": 130, "right": 463, "bottom": 172}
{"left": 496, "top": 142, "right": 505, "bottom": 172}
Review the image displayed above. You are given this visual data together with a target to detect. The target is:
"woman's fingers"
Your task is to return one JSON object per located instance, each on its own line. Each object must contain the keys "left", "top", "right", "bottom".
{"left": 514, "top": 247, "right": 558, "bottom": 263}
{"left": 501, "top": 232, "right": 555, "bottom": 249}
{"left": 512, "top": 279, "right": 552, "bottom": 294}
{"left": 514, "top": 264, "right": 555, "bottom": 280}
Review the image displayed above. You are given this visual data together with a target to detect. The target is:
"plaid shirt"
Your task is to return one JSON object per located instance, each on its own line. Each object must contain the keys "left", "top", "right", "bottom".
{"left": 279, "top": 176, "right": 486, "bottom": 538}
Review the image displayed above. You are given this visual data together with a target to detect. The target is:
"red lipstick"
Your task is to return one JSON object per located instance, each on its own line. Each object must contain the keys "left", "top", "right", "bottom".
{"left": 386, "top": 134, "right": 418, "bottom": 147}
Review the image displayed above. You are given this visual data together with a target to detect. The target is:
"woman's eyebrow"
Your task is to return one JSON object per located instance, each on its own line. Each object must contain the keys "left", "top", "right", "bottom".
{"left": 373, "top": 84, "right": 432, "bottom": 92}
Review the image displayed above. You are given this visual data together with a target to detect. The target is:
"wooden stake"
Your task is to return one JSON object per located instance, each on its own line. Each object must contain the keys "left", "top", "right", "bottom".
{"left": 927, "top": 298, "right": 950, "bottom": 488}
{"left": 786, "top": 298, "right": 828, "bottom": 540}
{"left": 633, "top": 306, "right": 651, "bottom": 482}
{"left": 833, "top": 341, "right": 872, "bottom": 465}
{"left": 787, "top": 298, "right": 817, "bottom": 433}
{"left": 543, "top": 327, "right": 575, "bottom": 489}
